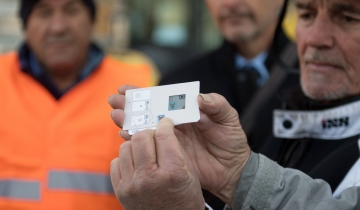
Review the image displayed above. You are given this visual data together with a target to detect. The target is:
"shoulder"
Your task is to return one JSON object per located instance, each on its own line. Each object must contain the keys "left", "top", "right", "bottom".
{"left": 99, "top": 55, "right": 152, "bottom": 87}
{"left": 101, "top": 56, "right": 150, "bottom": 70}
{"left": 0, "top": 51, "right": 20, "bottom": 76}
{"left": 107, "top": 50, "right": 161, "bottom": 86}
{"left": 172, "top": 41, "right": 234, "bottom": 74}
{"left": 0, "top": 51, "right": 22, "bottom": 88}
{"left": 183, "top": 46, "right": 227, "bottom": 69}
{"left": 160, "top": 47, "right": 227, "bottom": 85}
{"left": 0, "top": 51, "right": 18, "bottom": 63}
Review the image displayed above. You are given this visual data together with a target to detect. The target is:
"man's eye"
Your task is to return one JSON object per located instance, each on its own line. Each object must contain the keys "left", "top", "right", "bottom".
{"left": 65, "top": 6, "right": 80, "bottom": 15}
{"left": 37, "top": 10, "right": 52, "bottom": 18}
{"left": 342, "top": 15, "right": 360, "bottom": 23}
{"left": 298, "top": 12, "right": 315, "bottom": 22}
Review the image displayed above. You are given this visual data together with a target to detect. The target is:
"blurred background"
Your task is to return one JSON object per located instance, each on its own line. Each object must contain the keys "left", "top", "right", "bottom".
{"left": 0, "top": 0, "right": 296, "bottom": 79}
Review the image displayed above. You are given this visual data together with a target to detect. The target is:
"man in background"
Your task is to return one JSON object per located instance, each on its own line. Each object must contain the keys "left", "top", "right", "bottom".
{"left": 0, "top": 0, "right": 151, "bottom": 209}
{"left": 160, "top": 0, "right": 297, "bottom": 116}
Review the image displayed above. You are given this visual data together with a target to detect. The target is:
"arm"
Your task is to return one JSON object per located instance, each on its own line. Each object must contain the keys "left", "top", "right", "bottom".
{"left": 228, "top": 152, "right": 360, "bottom": 210}
{"left": 109, "top": 85, "right": 360, "bottom": 210}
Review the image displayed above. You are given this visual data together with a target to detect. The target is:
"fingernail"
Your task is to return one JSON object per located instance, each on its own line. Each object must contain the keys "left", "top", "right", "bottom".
{"left": 110, "top": 110, "right": 113, "bottom": 119}
{"left": 199, "top": 94, "right": 213, "bottom": 103}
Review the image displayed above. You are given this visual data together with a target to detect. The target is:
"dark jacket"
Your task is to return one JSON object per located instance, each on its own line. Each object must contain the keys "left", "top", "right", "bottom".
{"left": 160, "top": 30, "right": 299, "bottom": 151}
{"left": 160, "top": 39, "right": 280, "bottom": 115}
{"left": 259, "top": 86, "right": 360, "bottom": 193}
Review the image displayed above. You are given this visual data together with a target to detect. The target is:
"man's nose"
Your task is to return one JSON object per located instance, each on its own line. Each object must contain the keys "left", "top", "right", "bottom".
{"left": 221, "top": 0, "right": 242, "bottom": 8}
{"left": 47, "top": 12, "right": 68, "bottom": 35}
{"left": 305, "top": 13, "right": 335, "bottom": 49}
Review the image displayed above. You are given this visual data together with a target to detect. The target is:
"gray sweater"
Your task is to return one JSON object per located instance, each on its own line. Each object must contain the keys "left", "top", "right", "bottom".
{"left": 225, "top": 152, "right": 360, "bottom": 210}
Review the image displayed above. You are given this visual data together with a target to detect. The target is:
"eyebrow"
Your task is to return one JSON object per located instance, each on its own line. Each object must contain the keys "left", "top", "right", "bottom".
{"left": 33, "top": 0, "right": 80, "bottom": 10}
{"left": 295, "top": 2, "right": 314, "bottom": 10}
{"left": 64, "top": 1, "right": 78, "bottom": 8}
{"left": 33, "top": 2, "right": 50, "bottom": 10}
{"left": 331, "top": 3, "right": 360, "bottom": 14}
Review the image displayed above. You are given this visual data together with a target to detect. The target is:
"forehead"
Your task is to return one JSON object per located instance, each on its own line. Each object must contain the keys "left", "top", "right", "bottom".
{"left": 35, "top": 0, "right": 81, "bottom": 7}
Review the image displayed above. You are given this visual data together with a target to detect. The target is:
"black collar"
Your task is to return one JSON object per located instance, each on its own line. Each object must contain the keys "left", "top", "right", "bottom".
{"left": 18, "top": 43, "right": 104, "bottom": 100}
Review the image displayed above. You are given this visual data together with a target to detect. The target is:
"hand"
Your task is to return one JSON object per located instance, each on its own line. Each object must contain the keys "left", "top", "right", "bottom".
{"left": 110, "top": 118, "right": 205, "bottom": 210}
{"left": 109, "top": 85, "right": 251, "bottom": 206}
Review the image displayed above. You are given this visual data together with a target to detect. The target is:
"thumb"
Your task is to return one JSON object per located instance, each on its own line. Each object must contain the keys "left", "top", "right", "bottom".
{"left": 197, "top": 93, "right": 239, "bottom": 125}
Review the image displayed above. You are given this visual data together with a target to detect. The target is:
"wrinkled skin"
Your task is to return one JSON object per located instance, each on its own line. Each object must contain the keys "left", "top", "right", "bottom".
{"left": 296, "top": 0, "right": 360, "bottom": 101}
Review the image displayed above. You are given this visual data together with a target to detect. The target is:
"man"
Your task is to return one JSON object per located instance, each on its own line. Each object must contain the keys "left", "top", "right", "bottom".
{"left": 160, "top": 0, "right": 299, "bottom": 160}
{"left": 160, "top": 0, "right": 298, "bottom": 123}
{"left": 0, "top": 0, "right": 151, "bottom": 209}
{"left": 109, "top": 0, "right": 360, "bottom": 208}
{"left": 257, "top": 0, "right": 360, "bottom": 196}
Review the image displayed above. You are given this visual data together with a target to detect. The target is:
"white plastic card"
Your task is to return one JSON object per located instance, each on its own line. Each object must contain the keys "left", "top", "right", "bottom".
{"left": 123, "top": 81, "right": 200, "bottom": 135}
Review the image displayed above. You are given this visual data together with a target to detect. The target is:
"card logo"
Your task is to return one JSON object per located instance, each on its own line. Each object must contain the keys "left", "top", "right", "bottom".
{"left": 322, "top": 117, "right": 349, "bottom": 129}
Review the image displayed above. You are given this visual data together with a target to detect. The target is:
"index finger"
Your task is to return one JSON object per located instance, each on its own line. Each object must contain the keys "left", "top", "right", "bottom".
{"left": 109, "top": 84, "right": 138, "bottom": 109}
{"left": 118, "top": 85, "right": 139, "bottom": 95}
{"left": 108, "top": 94, "right": 125, "bottom": 110}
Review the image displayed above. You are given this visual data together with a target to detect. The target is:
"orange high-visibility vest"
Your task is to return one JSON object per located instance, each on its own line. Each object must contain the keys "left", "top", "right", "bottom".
{"left": 0, "top": 52, "right": 151, "bottom": 210}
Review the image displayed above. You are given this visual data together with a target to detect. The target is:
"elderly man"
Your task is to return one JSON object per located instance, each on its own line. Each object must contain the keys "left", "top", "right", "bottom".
{"left": 109, "top": 0, "right": 360, "bottom": 209}
{"left": 0, "top": 0, "right": 151, "bottom": 209}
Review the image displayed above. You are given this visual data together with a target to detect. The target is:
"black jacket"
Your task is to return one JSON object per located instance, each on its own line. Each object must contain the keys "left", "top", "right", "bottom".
{"left": 160, "top": 30, "right": 299, "bottom": 151}
{"left": 259, "top": 86, "right": 360, "bottom": 193}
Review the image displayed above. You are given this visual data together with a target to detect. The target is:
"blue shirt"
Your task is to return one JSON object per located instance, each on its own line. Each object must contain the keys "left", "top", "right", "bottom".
{"left": 235, "top": 52, "right": 269, "bottom": 86}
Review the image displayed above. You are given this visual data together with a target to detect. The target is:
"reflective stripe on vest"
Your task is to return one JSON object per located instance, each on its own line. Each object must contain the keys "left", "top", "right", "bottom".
{"left": 48, "top": 171, "right": 114, "bottom": 194}
{"left": 0, "top": 179, "right": 41, "bottom": 200}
